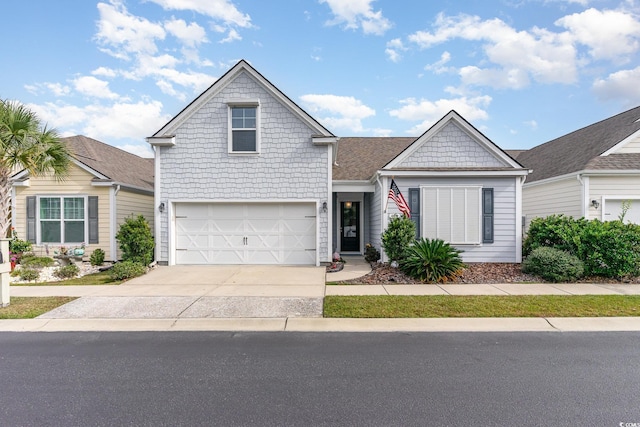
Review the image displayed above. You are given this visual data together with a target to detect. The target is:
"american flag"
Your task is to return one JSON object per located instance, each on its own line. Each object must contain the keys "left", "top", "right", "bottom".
{"left": 388, "top": 179, "right": 411, "bottom": 218}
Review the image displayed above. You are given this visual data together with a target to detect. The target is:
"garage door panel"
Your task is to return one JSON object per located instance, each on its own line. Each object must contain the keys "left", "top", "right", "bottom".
{"left": 604, "top": 199, "right": 640, "bottom": 224}
{"left": 174, "top": 202, "right": 317, "bottom": 265}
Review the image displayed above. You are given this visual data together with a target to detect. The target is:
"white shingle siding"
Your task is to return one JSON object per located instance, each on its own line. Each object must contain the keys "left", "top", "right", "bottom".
{"left": 522, "top": 177, "right": 582, "bottom": 229}
{"left": 389, "top": 177, "right": 518, "bottom": 263}
{"left": 397, "top": 123, "right": 506, "bottom": 168}
{"left": 157, "top": 71, "right": 330, "bottom": 263}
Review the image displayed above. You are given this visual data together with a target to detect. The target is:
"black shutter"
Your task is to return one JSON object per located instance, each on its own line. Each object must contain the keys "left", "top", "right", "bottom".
{"left": 88, "top": 196, "right": 99, "bottom": 244}
{"left": 26, "top": 196, "right": 36, "bottom": 243}
{"left": 409, "top": 188, "right": 420, "bottom": 239}
{"left": 482, "top": 188, "right": 494, "bottom": 243}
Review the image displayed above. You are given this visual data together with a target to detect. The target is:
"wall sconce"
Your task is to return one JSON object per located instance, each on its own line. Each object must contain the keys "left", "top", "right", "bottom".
{"left": 158, "top": 202, "right": 165, "bottom": 213}
{"left": 321, "top": 201, "right": 328, "bottom": 213}
{"left": 345, "top": 201, "right": 352, "bottom": 209}
{"left": 591, "top": 199, "right": 599, "bottom": 209}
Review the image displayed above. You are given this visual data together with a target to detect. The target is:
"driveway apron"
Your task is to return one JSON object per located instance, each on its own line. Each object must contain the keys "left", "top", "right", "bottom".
{"left": 38, "top": 265, "right": 326, "bottom": 319}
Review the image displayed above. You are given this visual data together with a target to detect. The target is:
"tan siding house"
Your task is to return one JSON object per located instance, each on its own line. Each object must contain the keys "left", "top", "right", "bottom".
{"left": 517, "top": 106, "right": 640, "bottom": 229}
{"left": 11, "top": 136, "right": 154, "bottom": 262}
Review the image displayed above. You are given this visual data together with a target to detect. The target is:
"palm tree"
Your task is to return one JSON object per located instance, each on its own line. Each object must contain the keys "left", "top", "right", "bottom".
{"left": 0, "top": 99, "right": 72, "bottom": 238}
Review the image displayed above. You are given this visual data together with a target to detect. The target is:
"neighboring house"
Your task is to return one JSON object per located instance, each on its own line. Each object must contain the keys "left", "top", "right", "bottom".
{"left": 148, "top": 60, "right": 529, "bottom": 266}
{"left": 11, "top": 135, "right": 155, "bottom": 261}
{"left": 517, "top": 106, "right": 640, "bottom": 228}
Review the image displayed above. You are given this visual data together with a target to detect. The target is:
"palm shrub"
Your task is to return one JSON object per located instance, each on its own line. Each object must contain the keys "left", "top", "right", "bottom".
{"left": 400, "top": 238, "right": 465, "bottom": 282}
{"left": 522, "top": 246, "right": 584, "bottom": 282}
{"left": 116, "top": 215, "right": 154, "bottom": 265}
{"left": 381, "top": 215, "right": 416, "bottom": 264}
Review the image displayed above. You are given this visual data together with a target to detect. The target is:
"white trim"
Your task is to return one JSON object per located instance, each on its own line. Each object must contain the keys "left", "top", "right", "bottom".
{"left": 109, "top": 186, "right": 117, "bottom": 261}
{"left": 381, "top": 176, "right": 389, "bottom": 262}
{"left": 154, "top": 146, "right": 162, "bottom": 264}
{"left": 11, "top": 187, "right": 16, "bottom": 230}
{"left": 146, "top": 136, "right": 175, "bottom": 147}
{"left": 35, "top": 195, "right": 89, "bottom": 245}
{"left": 227, "top": 104, "right": 261, "bottom": 154}
{"left": 515, "top": 176, "right": 523, "bottom": 263}
{"left": 601, "top": 128, "right": 640, "bottom": 156}
{"left": 12, "top": 158, "right": 109, "bottom": 182}
{"left": 90, "top": 181, "right": 153, "bottom": 195}
{"left": 327, "top": 143, "right": 333, "bottom": 262}
{"left": 169, "top": 199, "right": 321, "bottom": 266}
{"left": 378, "top": 170, "right": 529, "bottom": 178}
{"left": 332, "top": 181, "right": 375, "bottom": 192}
{"left": 525, "top": 170, "right": 640, "bottom": 188}
{"left": 11, "top": 179, "right": 29, "bottom": 187}
{"left": 312, "top": 136, "right": 338, "bottom": 146}
{"left": 581, "top": 175, "right": 589, "bottom": 219}
{"left": 335, "top": 193, "right": 365, "bottom": 254}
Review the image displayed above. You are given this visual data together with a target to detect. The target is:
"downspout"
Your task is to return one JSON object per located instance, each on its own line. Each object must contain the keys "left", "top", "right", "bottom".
{"left": 577, "top": 174, "right": 587, "bottom": 218}
{"left": 110, "top": 184, "right": 121, "bottom": 261}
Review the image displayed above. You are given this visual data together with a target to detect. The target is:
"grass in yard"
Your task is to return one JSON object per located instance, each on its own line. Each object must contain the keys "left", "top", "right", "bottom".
{"left": 11, "top": 271, "right": 123, "bottom": 286}
{"left": 0, "top": 297, "right": 77, "bottom": 319}
{"left": 324, "top": 295, "right": 640, "bottom": 318}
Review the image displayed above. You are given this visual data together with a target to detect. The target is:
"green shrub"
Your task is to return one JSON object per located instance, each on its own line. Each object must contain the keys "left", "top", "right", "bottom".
{"left": 116, "top": 215, "right": 154, "bottom": 265}
{"left": 54, "top": 264, "right": 80, "bottom": 279}
{"left": 579, "top": 220, "right": 640, "bottom": 278}
{"left": 109, "top": 261, "right": 146, "bottom": 281}
{"left": 364, "top": 244, "right": 381, "bottom": 263}
{"left": 400, "top": 238, "right": 465, "bottom": 282}
{"left": 9, "top": 229, "right": 32, "bottom": 254}
{"left": 523, "top": 215, "right": 584, "bottom": 257}
{"left": 90, "top": 248, "right": 106, "bottom": 266}
{"left": 522, "top": 247, "right": 584, "bottom": 282}
{"left": 381, "top": 215, "right": 416, "bottom": 263}
{"left": 20, "top": 256, "right": 55, "bottom": 269}
{"left": 18, "top": 267, "right": 40, "bottom": 282}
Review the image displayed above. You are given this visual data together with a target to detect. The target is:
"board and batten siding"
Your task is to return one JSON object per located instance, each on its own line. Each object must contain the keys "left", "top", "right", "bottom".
{"left": 588, "top": 175, "right": 640, "bottom": 220}
{"left": 13, "top": 164, "right": 113, "bottom": 260}
{"left": 522, "top": 177, "right": 582, "bottom": 229}
{"left": 115, "top": 190, "right": 155, "bottom": 260}
{"left": 156, "top": 71, "right": 331, "bottom": 264}
{"left": 388, "top": 177, "right": 518, "bottom": 263}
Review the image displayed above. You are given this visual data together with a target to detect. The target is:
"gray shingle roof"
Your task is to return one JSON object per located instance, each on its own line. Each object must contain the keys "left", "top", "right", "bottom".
{"left": 63, "top": 135, "right": 154, "bottom": 192}
{"left": 333, "top": 137, "right": 415, "bottom": 180}
{"left": 517, "top": 106, "right": 640, "bottom": 183}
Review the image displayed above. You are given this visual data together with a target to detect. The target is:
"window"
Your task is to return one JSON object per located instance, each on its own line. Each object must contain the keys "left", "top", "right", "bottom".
{"left": 229, "top": 105, "right": 259, "bottom": 152}
{"left": 39, "top": 196, "right": 85, "bottom": 243}
{"left": 421, "top": 186, "right": 482, "bottom": 244}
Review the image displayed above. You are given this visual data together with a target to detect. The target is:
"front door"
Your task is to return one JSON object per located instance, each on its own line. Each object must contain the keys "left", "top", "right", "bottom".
{"left": 340, "top": 201, "right": 360, "bottom": 252}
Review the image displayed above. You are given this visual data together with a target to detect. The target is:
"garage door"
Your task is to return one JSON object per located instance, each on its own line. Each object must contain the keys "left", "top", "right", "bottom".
{"left": 175, "top": 202, "right": 316, "bottom": 265}
{"left": 603, "top": 199, "right": 640, "bottom": 224}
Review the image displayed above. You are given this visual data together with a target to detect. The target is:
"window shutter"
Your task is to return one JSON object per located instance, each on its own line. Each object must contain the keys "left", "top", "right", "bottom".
{"left": 26, "top": 196, "right": 36, "bottom": 243}
{"left": 88, "top": 196, "right": 99, "bottom": 244}
{"left": 409, "top": 188, "right": 420, "bottom": 239}
{"left": 482, "top": 188, "right": 494, "bottom": 243}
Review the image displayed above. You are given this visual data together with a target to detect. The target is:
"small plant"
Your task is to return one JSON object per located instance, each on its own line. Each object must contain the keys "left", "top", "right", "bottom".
{"left": 20, "top": 256, "right": 55, "bottom": 269}
{"left": 400, "top": 238, "right": 465, "bottom": 282}
{"left": 17, "top": 267, "right": 40, "bottom": 282}
{"left": 54, "top": 264, "right": 80, "bottom": 279}
{"left": 522, "top": 246, "right": 584, "bottom": 282}
{"left": 8, "top": 228, "right": 32, "bottom": 255}
{"left": 90, "top": 248, "right": 106, "bottom": 266}
{"left": 381, "top": 215, "right": 416, "bottom": 264}
{"left": 364, "top": 244, "right": 381, "bottom": 263}
{"left": 116, "top": 215, "right": 155, "bottom": 266}
{"left": 109, "top": 261, "right": 146, "bottom": 281}
{"left": 618, "top": 200, "right": 632, "bottom": 223}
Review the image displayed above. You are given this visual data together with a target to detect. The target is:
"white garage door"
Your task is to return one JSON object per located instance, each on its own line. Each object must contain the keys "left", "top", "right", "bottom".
{"left": 603, "top": 199, "right": 640, "bottom": 224}
{"left": 175, "top": 202, "right": 317, "bottom": 265}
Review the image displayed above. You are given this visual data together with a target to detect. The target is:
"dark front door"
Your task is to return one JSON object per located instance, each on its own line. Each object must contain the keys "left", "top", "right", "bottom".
{"left": 340, "top": 201, "right": 360, "bottom": 252}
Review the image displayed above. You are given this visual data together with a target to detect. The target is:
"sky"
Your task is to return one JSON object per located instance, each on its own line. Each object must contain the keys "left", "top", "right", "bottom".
{"left": 2, "top": 0, "right": 640, "bottom": 158}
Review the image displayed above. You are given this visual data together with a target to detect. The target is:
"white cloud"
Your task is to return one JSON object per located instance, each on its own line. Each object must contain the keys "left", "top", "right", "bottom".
{"left": 23, "top": 83, "right": 71, "bottom": 97}
{"left": 459, "top": 66, "right": 530, "bottom": 89}
{"left": 385, "top": 38, "right": 406, "bottom": 62}
{"left": 425, "top": 51, "right": 453, "bottom": 74}
{"left": 148, "top": 0, "right": 252, "bottom": 28}
{"left": 95, "top": 1, "right": 166, "bottom": 58}
{"left": 593, "top": 66, "right": 640, "bottom": 104}
{"left": 220, "top": 28, "right": 241, "bottom": 43}
{"left": 524, "top": 120, "right": 538, "bottom": 130}
{"left": 116, "top": 143, "right": 154, "bottom": 158}
{"left": 164, "top": 18, "right": 208, "bottom": 47}
{"left": 92, "top": 67, "right": 118, "bottom": 78}
{"left": 389, "top": 95, "right": 492, "bottom": 134}
{"left": 555, "top": 8, "right": 640, "bottom": 61}
{"left": 73, "top": 76, "right": 120, "bottom": 100}
{"left": 320, "top": 0, "right": 392, "bottom": 35}
{"left": 300, "top": 94, "right": 375, "bottom": 133}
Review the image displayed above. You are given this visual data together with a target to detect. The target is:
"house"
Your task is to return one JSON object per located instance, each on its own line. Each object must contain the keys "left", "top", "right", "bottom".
{"left": 517, "top": 106, "right": 640, "bottom": 227}
{"left": 148, "top": 60, "right": 529, "bottom": 266}
{"left": 11, "top": 135, "right": 155, "bottom": 261}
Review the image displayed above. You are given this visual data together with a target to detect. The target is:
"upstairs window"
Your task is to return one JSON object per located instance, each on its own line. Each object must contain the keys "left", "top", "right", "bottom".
{"left": 228, "top": 101, "right": 260, "bottom": 153}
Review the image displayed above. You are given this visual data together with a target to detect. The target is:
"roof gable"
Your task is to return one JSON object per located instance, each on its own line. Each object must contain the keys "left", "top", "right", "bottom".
{"left": 518, "top": 105, "right": 640, "bottom": 182}
{"left": 149, "top": 59, "right": 334, "bottom": 140}
{"left": 384, "top": 110, "right": 522, "bottom": 170}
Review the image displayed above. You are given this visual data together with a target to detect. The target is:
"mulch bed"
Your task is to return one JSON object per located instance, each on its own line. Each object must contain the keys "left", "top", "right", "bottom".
{"left": 334, "top": 262, "right": 640, "bottom": 285}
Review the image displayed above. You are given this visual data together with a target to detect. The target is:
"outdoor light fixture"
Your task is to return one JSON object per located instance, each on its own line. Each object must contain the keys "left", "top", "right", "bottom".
{"left": 345, "top": 201, "right": 352, "bottom": 209}
{"left": 591, "top": 199, "right": 600, "bottom": 209}
{"left": 322, "top": 202, "right": 328, "bottom": 213}
{"left": 159, "top": 202, "right": 165, "bottom": 213}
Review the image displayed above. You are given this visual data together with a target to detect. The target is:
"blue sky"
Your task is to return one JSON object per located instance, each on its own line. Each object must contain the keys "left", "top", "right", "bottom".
{"left": 2, "top": 0, "right": 640, "bottom": 157}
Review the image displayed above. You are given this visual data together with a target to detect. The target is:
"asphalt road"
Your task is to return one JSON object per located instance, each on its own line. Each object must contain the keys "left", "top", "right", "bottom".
{"left": 1, "top": 331, "right": 639, "bottom": 426}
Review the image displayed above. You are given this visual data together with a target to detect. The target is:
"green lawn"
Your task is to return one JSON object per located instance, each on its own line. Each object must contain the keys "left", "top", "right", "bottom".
{"left": 11, "top": 271, "right": 123, "bottom": 286}
{"left": 0, "top": 297, "right": 77, "bottom": 319}
{"left": 324, "top": 295, "right": 640, "bottom": 318}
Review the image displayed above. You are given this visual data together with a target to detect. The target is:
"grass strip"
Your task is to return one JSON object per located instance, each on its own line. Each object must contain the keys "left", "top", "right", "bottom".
{"left": 11, "top": 271, "right": 122, "bottom": 286}
{"left": 324, "top": 295, "right": 640, "bottom": 318}
{"left": 0, "top": 297, "right": 77, "bottom": 319}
